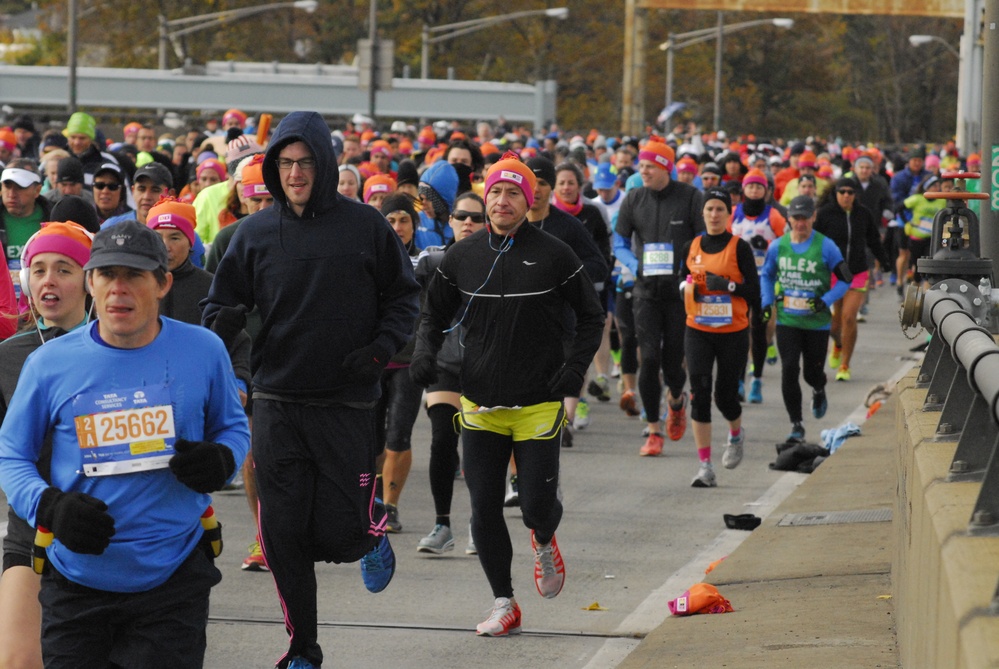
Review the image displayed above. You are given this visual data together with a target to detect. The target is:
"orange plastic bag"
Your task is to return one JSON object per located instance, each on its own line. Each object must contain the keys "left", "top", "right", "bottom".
{"left": 668, "top": 582, "right": 735, "bottom": 616}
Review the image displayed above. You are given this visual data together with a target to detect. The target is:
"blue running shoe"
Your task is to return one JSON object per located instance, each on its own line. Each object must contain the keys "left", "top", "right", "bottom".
{"left": 748, "top": 378, "right": 763, "bottom": 404}
{"left": 788, "top": 422, "right": 805, "bottom": 442}
{"left": 737, "top": 379, "right": 746, "bottom": 403}
{"left": 361, "top": 535, "right": 395, "bottom": 593}
{"left": 287, "top": 658, "right": 316, "bottom": 669}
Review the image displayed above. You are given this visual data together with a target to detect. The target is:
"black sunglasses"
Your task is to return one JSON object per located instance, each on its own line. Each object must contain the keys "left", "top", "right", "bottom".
{"left": 93, "top": 182, "right": 121, "bottom": 191}
{"left": 837, "top": 189, "right": 856, "bottom": 195}
{"left": 452, "top": 211, "right": 485, "bottom": 223}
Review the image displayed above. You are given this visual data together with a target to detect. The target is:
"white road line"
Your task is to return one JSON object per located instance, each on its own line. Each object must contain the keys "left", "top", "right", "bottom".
{"left": 582, "top": 358, "right": 917, "bottom": 669}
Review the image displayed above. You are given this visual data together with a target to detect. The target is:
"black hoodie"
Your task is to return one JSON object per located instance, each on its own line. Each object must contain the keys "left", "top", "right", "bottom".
{"left": 202, "top": 111, "right": 420, "bottom": 402}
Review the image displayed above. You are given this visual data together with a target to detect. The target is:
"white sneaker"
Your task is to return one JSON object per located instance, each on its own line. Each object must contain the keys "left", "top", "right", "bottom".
{"left": 722, "top": 428, "right": 745, "bottom": 470}
{"left": 476, "top": 597, "right": 522, "bottom": 636}
{"left": 416, "top": 524, "right": 454, "bottom": 554}
{"left": 503, "top": 474, "right": 519, "bottom": 507}
{"left": 573, "top": 399, "right": 591, "bottom": 430}
{"left": 691, "top": 461, "right": 717, "bottom": 488}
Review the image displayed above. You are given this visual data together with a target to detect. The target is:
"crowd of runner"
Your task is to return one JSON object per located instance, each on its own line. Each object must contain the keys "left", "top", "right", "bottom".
{"left": 0, "top": 108, "right": 979, "bottom": 667}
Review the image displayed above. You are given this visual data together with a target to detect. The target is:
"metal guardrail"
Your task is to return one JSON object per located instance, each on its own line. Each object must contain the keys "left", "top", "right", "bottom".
{"left": 898, "top": 174, "right": 999, "bottom": 612}
{"left": 0, "top": 64, "right": 558, "bottom": 127}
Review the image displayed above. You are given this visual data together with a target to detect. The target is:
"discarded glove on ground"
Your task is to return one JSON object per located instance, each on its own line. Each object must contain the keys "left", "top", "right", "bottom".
{"left": 668, "top": 583, "right": 734, "bottom": 616}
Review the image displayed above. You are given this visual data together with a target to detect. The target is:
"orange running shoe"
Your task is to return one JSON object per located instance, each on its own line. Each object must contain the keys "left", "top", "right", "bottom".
{"left": 665, "top": 392, "right": 688, "bottom": 441}
{"left": 532, "top": 531, "right": 565, "bottom": 599}
{"left": 619, "top": 389, "right": 640, "bottom": 417}
{"left": 640, "top": 432, "right": 664, "bottom": 456}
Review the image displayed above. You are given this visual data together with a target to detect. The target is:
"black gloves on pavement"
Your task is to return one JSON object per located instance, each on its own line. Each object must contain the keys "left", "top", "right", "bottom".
{"left": 342, "top": 343, "right": 391, "bottom": 385}
{"left": 210, "top": 305, "right": 247, "bottom": 349}
{"left": 409, "top": 353, "right": 439, "bottom": 388}
{"left": 548, "top": 366, "right": 585, "bottom": 398}
{"left": 169, "top": 439, "right": 236, "bottom": 494}
{"left": 36, "top": 487, "right": 115, "bottom": 555}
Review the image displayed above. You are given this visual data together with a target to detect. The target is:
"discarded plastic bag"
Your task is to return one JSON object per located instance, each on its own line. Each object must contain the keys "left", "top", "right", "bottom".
{"left": 668, "top": 582, "right": 734, "bottom": 616}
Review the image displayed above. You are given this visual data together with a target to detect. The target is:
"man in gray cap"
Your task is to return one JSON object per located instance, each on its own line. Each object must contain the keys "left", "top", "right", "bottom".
{"left": 0, "top": 219, "right": 249, "bottom": 668}
{"left": 758, "top": 195, "right": 851, "bottom": 443}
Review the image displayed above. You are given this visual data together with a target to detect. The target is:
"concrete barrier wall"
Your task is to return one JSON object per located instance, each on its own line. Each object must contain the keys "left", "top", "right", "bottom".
{"left": 895, "top": 371, "right": 999, "bottom": 668}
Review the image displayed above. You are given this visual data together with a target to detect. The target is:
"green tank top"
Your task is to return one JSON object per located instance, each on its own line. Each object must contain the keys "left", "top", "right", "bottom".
{"left": 776, "top": 233, "right": 831, "bottom": 329}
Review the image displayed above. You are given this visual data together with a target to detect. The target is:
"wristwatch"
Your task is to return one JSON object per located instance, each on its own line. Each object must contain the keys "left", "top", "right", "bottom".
{"left": 728, "top": 281, "right": 736, "bottom": 293}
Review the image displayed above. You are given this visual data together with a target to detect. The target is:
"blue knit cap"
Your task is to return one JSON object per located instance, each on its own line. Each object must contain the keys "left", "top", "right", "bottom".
{"left": 420, "top": 161, "right": 458, "bottom": 211}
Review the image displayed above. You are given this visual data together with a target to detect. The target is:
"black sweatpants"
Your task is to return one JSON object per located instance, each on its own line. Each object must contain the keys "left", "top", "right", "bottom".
{"left": 685, "top": 326, "right": 749, "bottom": 424}
{"left": 748, "top": 305, "right": 768, "bottom": 379}
{"left": 253, "top": 399, "right": 383, "bottom": 669}
{"left": 463, "top": 425, "right": 563, "bottom": 599}
{"left": 635, "top": 296, "right": 687, "bottom": 419}
{"left": 775, "top": 325, "right": 829, "bottom": 424}
{"left": 39, "top": 547, "right": 219, "bottom": 669}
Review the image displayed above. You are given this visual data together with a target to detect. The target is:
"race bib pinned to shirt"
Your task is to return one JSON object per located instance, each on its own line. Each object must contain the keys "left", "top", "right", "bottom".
{"left": 74, "top": 385, "right": 177, "bottom": 477}
{"left": 694, "top": 293, "right": 734, "bottom": 327}
{"left": 642, "top": 242, "right": 674, "bottom": 276}
{"left": 782, "top": 289, "right": 815, "bottom": 316}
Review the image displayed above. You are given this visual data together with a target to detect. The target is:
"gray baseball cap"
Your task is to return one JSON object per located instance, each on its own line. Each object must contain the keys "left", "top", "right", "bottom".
{"left": 83, "top": 220, "right": 168, "bottom": 272}
{"left": 787, "top": 195, "right": 816, "bottom": 219}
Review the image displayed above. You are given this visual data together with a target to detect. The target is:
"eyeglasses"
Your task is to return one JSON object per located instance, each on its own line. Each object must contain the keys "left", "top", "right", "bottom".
{"left": 837, "top": 189, "right": 856, "bottom": 195}
{"left": 276, "top": 157, "right": 316, "bottom": 171}
{"left": 452, "top": 211, "right": 485, "bottom": 223}
{"left": 93, "top": 182, "right": 121, "bottom": 191}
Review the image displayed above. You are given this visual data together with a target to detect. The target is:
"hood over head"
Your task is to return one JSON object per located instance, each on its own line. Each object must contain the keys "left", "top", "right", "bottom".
{"left": 263, "top": 111, "right": 340, "bottom": 218}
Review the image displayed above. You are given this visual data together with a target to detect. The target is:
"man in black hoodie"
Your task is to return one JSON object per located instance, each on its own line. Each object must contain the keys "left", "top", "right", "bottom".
{"left": 202, "top": 112, "right": 420, "bottom": 669}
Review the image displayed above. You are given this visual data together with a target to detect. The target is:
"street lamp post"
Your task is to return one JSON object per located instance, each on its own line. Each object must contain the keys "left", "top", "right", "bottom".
{"left": 909, "top": 33, "right": 971, "bottom": 155}
{"left": 659, "top": 16, "right": 793, "bottom": 131}
{"left": 421, "top": 7, "right": 569, "bottom": 80}
{"left": 158, "top": 0, "right": 318, "bottom": 70}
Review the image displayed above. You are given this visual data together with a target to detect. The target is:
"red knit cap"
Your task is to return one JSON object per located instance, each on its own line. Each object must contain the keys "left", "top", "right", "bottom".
{"left": 147, "top": 196, "right": 196, "bottom": 248}
{"left": 638, "top": 135, "right": 675, "bottom": 172}
{"left": 742, "top": 168, "right": 768, "bottom": 188}
{"left": 222, "top": 109, "right": 247, "bottom": 128}
{"left": 484, "top": 151, "right": 537, "bottom": 208}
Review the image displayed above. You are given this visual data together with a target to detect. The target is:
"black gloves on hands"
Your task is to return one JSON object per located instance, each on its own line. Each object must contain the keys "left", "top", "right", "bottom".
{"left": 210, "top": 305, "right": 247, "bottom": 349}
{"left": 761, "top": 306, "right": 772, "bottom": 324}
{"left": 342, "top": 343, "right": 391, "bottom": 385}
{"left": 704, "top": 272, "right": 731, "bottom": 292}
{"left": 169, "top": 439, "right": 236, "bottom": 494}
{"left": 409, "top": 353, "right": 439, "bottom": 388}
{"left": 548, "top": 366, "right": 585, "bottom": 398}
{"left": 806, "top": 297, "right": 828, "bottom": 314}
{"left": 37, "top": 487, "right": 115, "bottom": 555}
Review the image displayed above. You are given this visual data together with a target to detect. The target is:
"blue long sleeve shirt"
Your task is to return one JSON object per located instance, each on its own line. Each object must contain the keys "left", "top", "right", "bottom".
{"left": 759, "top": 232, "right": 849, "bottom": 330}
{"left": 0, "top": 318, "right": 250, "bottom": 592}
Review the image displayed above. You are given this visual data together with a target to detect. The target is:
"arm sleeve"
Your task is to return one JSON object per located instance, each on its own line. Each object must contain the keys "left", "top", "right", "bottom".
{"left": 733, "top": 239, "right": 762, "bottom": 315}
{"left": 204, "top": 339, "right": 251, "bottom": 478}
{"left": 565, "top": 219, "right": 609, "bottom": 286}
{"left": 412, "top": 252, "right": 464, "bottom": 361}
{"left": 760, "top": 243, "right": 779, "bottom": 309}
{"left": 370, "top": 226, "right": 422, "bottom": 357}
{"left": 821, "top": 239, "right": 851, "bottom": 307}
{"left": 0, "top": 357, "right": 55, "bottom": 526}
{"left": 201, "top": 224, "right": 255, "bottom": 330}
{"left": 556, "top": 258, "right": 606, "bottom": 378}
{"left": 613, "top": 232, "right": 638, "bottom": 275}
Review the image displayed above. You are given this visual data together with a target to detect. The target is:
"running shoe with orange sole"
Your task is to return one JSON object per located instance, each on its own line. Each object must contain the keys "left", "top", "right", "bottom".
{"left": 619, "top": 389, "right": 640, "bottom": 417}
{"left": 665, "top": 393, "right": 688, "bottom": 441}
{"left": 640, "top": 432, "right": 664, "bottom": 456}
{"left": 532, "top": 531, "right": 565, "bottom": 599}
{"left": 476, "top": 597, "right": 522, "bottom": 636}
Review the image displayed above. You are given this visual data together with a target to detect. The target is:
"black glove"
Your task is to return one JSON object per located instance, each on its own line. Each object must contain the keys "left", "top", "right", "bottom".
{"left": 342, "top": 343, "right": 392, "bottom": 385}
{"left": 750, "top": 235, "right": 769, "bottom": 251}
{"left": 704, "top": 272, "right": 731, "bottom": 292}
{"left": 169, "top": 439, "right": 236, "bottom": 494}
{"left": 548, "top": 366, "right": 585, "bottom": 398}
{"left": 36, "top": 487, "right": 115, "bottom": 555}
{"left": 409, "top": 353, "right": 439, "bottom": 388}
{"left": 807, "top": 297, "right": 828, "bottom": 314}
{"left": 211, "top": 305, "right": 247, "bottom": 349}
{"left": 761, "top": 305, "right": 772, "bottom": 324}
